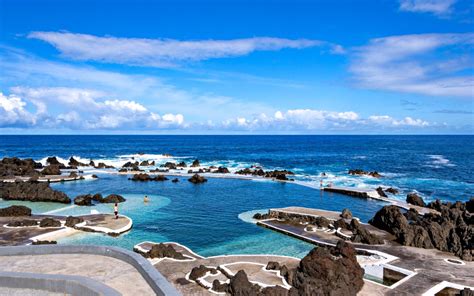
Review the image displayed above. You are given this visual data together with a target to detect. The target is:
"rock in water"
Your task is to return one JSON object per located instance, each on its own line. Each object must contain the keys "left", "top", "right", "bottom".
{"left": 0, "top": 182, "right": 70, "bottom": 203}
{"left": 406, "top": 193, "right": 426, "bottom": 207}
{"left": 101, "top": 194, "right": 126, "bottom": 203}
{"left": 39, "top": 218, "right": 61, "bottom": 228}
{"left": 340, "top": 208, "right": 352, "bottom": 219}
{"left": 376, "top": 187, "right": 387, "bottom": 197}
{"left": 65, "top": 216, "right": 84, "bottom": 227}
{"left": 190, "top": 159, "right": 200, "bottom": 167}
{"left": 0, "top": 205, "right": 32, "bottom": 216}
{"left": 385, "top": 187, "right": 399, "bottom": 194}
{"left": 188, "top": 174, "right": 207, "bottom": 184}
{"left": 74, "top": 194, "right": 93, "bottom": 206}
{"left": 289, "top": 241, "right": 364, "bottom": 296}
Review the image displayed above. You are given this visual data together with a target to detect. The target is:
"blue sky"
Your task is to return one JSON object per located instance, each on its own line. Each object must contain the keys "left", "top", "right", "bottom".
{"left": 0, "top": 0, "right": 472, "bottom": 134}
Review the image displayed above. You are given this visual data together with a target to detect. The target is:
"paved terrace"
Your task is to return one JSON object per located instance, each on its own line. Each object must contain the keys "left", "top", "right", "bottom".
{"left": 135, "top": 242, "right": 300, "bottom": 295}
{"left": 0, "top": 245, "right": 179, "bottom": 296}
{"left": 257, "top": 207, "right": 474, "bottom": 295}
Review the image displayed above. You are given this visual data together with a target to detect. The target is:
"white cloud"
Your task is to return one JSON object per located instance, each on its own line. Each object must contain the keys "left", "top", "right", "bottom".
{"left": 0, "top": 92, "right": 36, "bottom": 127}
{"left": 399, "top": 0, "right": 457, "bottom": 16}
{"left": 369, "top": 115, "right": 429, "bottom": 127}
{"left": 350, "top": 33, "right": 474, "bottom": 97}
{"left": 4, "top": 87, "right": 185, "bottom": 130}
{"left": 217, "top": 109, "right": 430, "bottom": 131}
{"left": 28, "top": 32, "right": 340, "bottom": 67}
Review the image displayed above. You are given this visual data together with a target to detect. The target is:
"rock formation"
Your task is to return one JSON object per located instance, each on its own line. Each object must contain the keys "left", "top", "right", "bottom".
{"left": 0, "top": 205, "right": 32, "bottom": 216}
{"left": 190, "top": 159, "right": 200, "bottom": 167}
{"left": 147, "top": 243, "right": 186, "bottom": 260}
{"left": 406, "top": 193, "right": 426, "bottom": 207}
{"left": 172, "top": 178, "right": 179, "bottom": 183}
{"left": 41, "top": 165, "right": 61, "bottom": 175}
{"left": 0, "top": 157, "right": 42, "bottom": 177}
{"left": 65, "top": 216, "right": 84, "bottom": 227}
{"left": 7, "top": 219, "right": 38, "bottom": 227}
{"left": 370, "top": 203, "right": 473, "bottom": 261}
{"left": 348, "top": 169, "right": 382, "bottom": 178}
{"left": 130, "top": 173, "right": 168, "bottom": 181}
{"left": 227, "top": 270, "right": 261, "bottom": 295}
{"left": 39, "top": 218, "right": 61, "bottom": 228}
{"left": 188, "top": 174, "right": 207, "bottom": 184}
{"left": 101, "top": 194, "right": 126, "bottom": 203}
{"left": 376, "top": 187, "right": 387, "bottom": 197}
{"left": 189, "top": 265, "right": 217, "bottom": 281}
{"left": 213, "top": 167, "right": 230, "bottom": 174}
{"left": 288, "top": 241, "right": 364, "bottom": 295}
{"left": 74, "top": 194, "right": 93, "bottom": 206}
{"left": 350, "top": 219, "right": 384, "bottom": 245}
{"left": 68, "top": 157, "right": 88, "bottom": 167}
{"left": 340, "top": 208, "right": 352, "bottom": 219}
{"left": 0, "top": 182, "right": 70, "bottom": 203}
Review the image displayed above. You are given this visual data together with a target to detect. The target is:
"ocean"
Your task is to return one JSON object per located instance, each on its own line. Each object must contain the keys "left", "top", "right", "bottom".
{"left": 0, "top": 135, "right": 472, "bottom": 257}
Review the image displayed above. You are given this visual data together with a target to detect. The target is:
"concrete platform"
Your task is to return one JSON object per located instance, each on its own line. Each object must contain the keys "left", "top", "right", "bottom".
{"left": 255, "top": 207, "right": 474, "bottom": 295}
{"left": 0, "top": 214, "right": 132, "bottom": 246}
{"left": 134, "top": 241, "right": 299, "bottom": 295}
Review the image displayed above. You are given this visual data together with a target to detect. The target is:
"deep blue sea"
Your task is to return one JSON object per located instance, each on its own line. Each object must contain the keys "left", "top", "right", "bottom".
{"left": 0, "top": 135, "right": 472, "bottom": 257}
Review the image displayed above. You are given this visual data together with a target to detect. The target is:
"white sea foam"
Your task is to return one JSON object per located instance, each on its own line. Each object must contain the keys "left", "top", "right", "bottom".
{"left": 426, "top": 155, "right": 456, "bottom": 167}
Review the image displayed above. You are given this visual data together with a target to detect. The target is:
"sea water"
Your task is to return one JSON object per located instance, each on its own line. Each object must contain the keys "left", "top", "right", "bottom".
{"left": 0, "top": 135, "right": 472, "bottom": 257}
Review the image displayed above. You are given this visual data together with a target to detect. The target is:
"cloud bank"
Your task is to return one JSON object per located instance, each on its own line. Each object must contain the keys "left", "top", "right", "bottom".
{"left": 350, "top": 33, "right": 474, "bottom": 97}
{"left": 28, "top": 32, "right": 339, "bottom": 67}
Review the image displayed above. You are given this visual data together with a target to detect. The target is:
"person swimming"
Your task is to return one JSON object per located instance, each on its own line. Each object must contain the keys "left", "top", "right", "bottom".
{"left": 144, "top": 195, "right": 149, "bottom": 203}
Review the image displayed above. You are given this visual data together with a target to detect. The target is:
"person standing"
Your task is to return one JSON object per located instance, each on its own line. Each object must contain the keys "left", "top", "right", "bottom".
{"left": 114, "top": 203, "right": 119, "bottom": 219}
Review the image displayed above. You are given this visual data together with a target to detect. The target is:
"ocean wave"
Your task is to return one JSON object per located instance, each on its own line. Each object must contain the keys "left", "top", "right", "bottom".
{"left": 426, "top": 155, "right": 456, "bottom": 167}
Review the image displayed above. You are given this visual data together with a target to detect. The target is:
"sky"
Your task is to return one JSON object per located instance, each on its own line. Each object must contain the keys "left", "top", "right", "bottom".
{"left": 0, "top": 0, "right": 473, "bottom": 134}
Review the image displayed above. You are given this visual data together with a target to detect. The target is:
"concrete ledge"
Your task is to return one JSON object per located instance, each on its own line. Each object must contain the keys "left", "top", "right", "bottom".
{"left": 0, "top": 245, "right": 180, "bottom": 296}
{"left": 0, "top": 271, "right": 120, "bottom": 296}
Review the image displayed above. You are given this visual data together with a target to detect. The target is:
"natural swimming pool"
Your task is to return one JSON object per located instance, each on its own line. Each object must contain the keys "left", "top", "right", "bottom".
{"left": 0, "top": 173, "right": 387, "bottom": 258}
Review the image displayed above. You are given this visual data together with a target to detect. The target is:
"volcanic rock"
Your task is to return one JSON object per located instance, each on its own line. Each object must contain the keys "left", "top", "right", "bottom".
{"left": 162, "top": 162, "right": 177, "bottom": 170}
{"left": 130, "top": 173, "right": 168, "bottom": 181}
{"left": 74, "top": 194, "right": 93, "bottom": 206}
{"left": 376, "top": 187, "right": 387, "bottom": 197}
{"left": 189, "top": 265, "right": 217, "bottom": 281}
{"left": 177, "top": 161, "right": 187, "bottom": 167}
{"left": 0, "top": 157, "right": 42, "bottom": 177}
{"left": 68, "top": 157, "right": 88, "bottom": 167}
{"left": 188, "top": 174, "right": 207, "bottom": 184}
{"left": 289, "top": 241, "right": 364, "bottom": 296}
{"left": 0, "top": 205, "right": 32, "bottom": 217}
{"left": 190, "top": 159, "right": 200, "bottom": 167}
{"left": 213, "top": 167, "right": 230, "bottom": 174}
{"left": 46, "top": 157, "right": 65, "bottom": 167}
{"left": 314, "top": 216, "right": 331, "bottom": 228}
{"left": 350, "top": 219, "right": 384, "bottom": 245}
{"left": 227, "top": 270, "right": 261, "bottom": 296}
{"left": 7, "top": 219, "right": 38, "bottom": 227}
{"left": 370, "top": 203, "right": 473, "bottom": 260}
{"left": 0, "top": 182, "right": 71, "bottom": 203}
{"left": 348, "top": 169, "right": 382, "bottom": 178}
{"left": 147, "top": 243, "right": 186, "bottom": 260}
{"left": 266, "top": 261, "right": 280, "bottom": 270}
{"left": 212, "top": 280, "right": 228, "bottom": 293}
{"left": 260, "top": 286, "right": 288, "bottom": 296}
{"left": 101, "top": 194, "right": 126, "bottom": 203}
{"left": 340, "top": 208, "right": 352, "bottom": 219}
{"left": 385, "top": 187, "right": 399, "bottom": 194}
{"left": 41, "top": 165, "right": 61, "bottom": 175}
{"left": 65, "top": 216, "right": 84, "bottom": 227}
{"left": 39, "top": 218, "right": 61, "bottom": 228}
{"left": 172, "top": 178, "right": 179, "bottom": 183}
{"left": 406, "top": 193, "right": 426, "bottom": 207}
